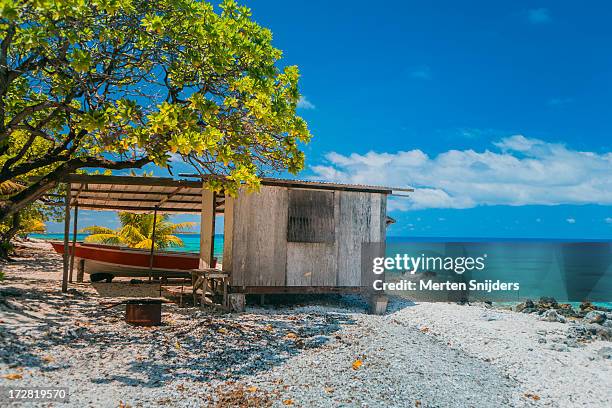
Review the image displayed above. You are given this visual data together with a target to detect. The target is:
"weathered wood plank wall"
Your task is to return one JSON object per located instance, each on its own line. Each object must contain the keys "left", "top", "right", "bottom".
{"left": 286, "top": 242, "right": 337, "bottom": 286}
{"left": 231, "top": 186, "right": 288, "bottom": 286}
{"left": 337, "top": 191, "right": 371, "bottom": 286}
{"left": 230, "top": 187, "right": 387, "bottom": 289}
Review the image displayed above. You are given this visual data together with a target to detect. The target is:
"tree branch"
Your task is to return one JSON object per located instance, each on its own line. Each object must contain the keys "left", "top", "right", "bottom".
{"left": 0, "top": 156, "right": 152, "bottom": 220}
{"left": 2, "top": 133, "right": 37, "bottom": 171}
{"left": 6, "top": 101, "right": 67, "bottom": 130}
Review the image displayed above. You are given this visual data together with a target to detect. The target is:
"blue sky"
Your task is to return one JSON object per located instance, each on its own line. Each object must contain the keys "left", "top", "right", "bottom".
{"left": 48, "top": 1, "right": 612, "bottom": 238}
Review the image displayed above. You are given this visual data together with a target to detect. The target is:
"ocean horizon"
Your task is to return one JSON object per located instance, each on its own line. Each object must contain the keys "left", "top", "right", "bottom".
{"left": 28, "top": 234, "right": 612, "bottom": 308}
{"left": 31, "top": 233, "right": 610, "bottom": 270}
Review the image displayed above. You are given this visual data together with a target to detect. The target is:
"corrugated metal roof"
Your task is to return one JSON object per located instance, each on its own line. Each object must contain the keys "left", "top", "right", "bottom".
{"left": 42, "top": 174, "right": 407, "bottom": 213}
{"left": 179, "top": 174, "right": 407, "bottom": 194}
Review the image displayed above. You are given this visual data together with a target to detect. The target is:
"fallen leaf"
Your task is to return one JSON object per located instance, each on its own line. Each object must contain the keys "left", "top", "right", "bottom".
{"left": 524, "top": 393, "right": 541, "bottom": 401}
{"left": 3, "top": 373, "right": 23, "bottom": 380}
{"left": 324, "top": 387, "right": 334, "bottom": 393}
{"left": 285, "top": 332, "right": 298, "bottom": 340}
{"left": 247, "top": 386, "right": 258, "bottom": 393}
{"left": 42, "top": 355, "right": 54, "bottom": 363}
{"left": 282, "top": 399, "right": 294, "bottom": 406}
{"left": 415, "top": 400, "right": 421, "bottom": 407}
{"left": 175, "top": 341, "right": 181, "bottom": 349}
{"left": 217, "top": 328, "right": 228, "bottom": 334}
{"left": 419, "top": 327, "right": 430, "bottom": 333}
{"left": 352, "top": 359, "right": 363, "bottom": 370}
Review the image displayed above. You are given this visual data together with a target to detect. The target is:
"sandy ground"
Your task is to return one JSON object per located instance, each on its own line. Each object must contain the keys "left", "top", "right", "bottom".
{"left": 0, "top": 243, "right": 610, "bottom": 407}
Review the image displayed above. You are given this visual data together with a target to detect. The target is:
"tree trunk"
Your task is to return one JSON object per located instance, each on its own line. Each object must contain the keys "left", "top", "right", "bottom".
{"left": 0, "top": 172, "right": 61, "bottom": 222}
{"left": 0, "top": 212, "right": 20, "bottom": 259}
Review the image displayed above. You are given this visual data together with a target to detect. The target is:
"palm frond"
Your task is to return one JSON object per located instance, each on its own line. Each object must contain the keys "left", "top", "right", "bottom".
{"left": 80, "top": 226, "right": 116, "bottom": 235}
{"left": 133, "top": 238, "right": 155, "bottom": 250}
{"left": 84, "top": 234, "right": 125, "bottom": 245}
{"left": 117, "top": 212, "right": 140, "bottom": 227}
{"left": 118, "top": 224, "right": 146, "bottom": 245}
{"left": 165, "top": 221, "right": 196, "bottom": 233}
{"left": 161, "top": 234, "right": 184, "bottom": 248}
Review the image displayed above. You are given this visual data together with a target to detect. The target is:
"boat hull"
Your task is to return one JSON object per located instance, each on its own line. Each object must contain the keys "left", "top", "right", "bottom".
{"left": 50, "top": 242, "right": 203, "bottom": 278}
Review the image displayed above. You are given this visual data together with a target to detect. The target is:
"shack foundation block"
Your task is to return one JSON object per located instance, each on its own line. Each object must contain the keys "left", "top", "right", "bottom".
{"left": 369, "top": 294, "right": 388, "bottom": 315}
{"left": 228, "top": 293, "right": 246, "bottom": 312}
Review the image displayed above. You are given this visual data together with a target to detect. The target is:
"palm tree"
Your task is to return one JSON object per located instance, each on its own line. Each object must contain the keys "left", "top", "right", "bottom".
{"left": 82, "top": 212, "right": 195, "bottom": 250}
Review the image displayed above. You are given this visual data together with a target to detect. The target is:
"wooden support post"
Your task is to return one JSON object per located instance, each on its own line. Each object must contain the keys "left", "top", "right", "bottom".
{"left": 76, "top": 259, "right": 85, "bottom": 283}
{"left": 61, "top": 187, "right": 71, "bottom": 293}
{"left": 148, "top": 206, "right": 158, "bottom": 282}
{"left": 222, "top": 195, "right": 234, "bottom": 274}
{"left": 68, "top": 205, "right": 78, "bottom": 283}
{"left": 210, "top": 195, "right": 216, "bottom": 266}
{"left": 199, "top": 188, "right": 215, "bottom": 269}
{"left": 222, "top": 278, "right": 228, "bottom": 308}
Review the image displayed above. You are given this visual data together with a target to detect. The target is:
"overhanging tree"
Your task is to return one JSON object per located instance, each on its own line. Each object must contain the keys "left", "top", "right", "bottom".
{"left": 0, "top": 0, "right": 311, "bottom": 222}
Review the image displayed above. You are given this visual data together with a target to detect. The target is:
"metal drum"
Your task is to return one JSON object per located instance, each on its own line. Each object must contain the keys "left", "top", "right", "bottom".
{"left": 125, "top": 299, "right": 162, "bottom": 326}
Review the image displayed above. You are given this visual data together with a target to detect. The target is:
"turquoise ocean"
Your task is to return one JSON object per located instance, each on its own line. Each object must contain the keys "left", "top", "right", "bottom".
{"left": 30, "top": 234, "right": 611, "bottom": 307}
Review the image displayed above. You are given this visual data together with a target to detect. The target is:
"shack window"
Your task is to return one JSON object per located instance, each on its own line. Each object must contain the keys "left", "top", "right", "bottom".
{"left": 287, "top": 189, "right": 335, "bottom": 243}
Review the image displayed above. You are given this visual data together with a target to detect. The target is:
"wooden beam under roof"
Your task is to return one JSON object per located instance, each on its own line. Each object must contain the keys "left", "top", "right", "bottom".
{"left": 75, "top": 196, "right": 200, "bottom": 205}
{"left": 70, "top": 188, "right": 203, "bottom": 198}
{"left": 47, "top": 202, "right": 204, "bottom": 213}
{"left": 67, "top": 173, "right": 202, "bottom": 188}
{"left": 156, "top": 186, "right": 184, "bottom": 207}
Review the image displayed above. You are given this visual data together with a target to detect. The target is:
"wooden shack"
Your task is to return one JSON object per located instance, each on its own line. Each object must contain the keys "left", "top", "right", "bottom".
{"left": 221, "top": 180, "right": 391, "bottom": 295}
{"left": 52, "top": 175, "right": 401, "bottom": 313}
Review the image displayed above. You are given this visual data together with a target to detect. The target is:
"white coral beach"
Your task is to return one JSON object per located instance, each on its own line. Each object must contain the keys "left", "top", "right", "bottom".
{"left": 0, "top": 243, "right": 610, "bottom": 407}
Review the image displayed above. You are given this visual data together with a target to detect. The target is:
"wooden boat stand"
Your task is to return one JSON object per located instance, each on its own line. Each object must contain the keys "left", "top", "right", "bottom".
{"left": 191, "top": 268, "right": 229, "bottom": 310}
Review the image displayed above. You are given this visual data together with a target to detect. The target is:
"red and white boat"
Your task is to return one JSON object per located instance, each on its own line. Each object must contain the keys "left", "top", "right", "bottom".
{"left": 50, "top": 242, "right": 206, "bottom": 278}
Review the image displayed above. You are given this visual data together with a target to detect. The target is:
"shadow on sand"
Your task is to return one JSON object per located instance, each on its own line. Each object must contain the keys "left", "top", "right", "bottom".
{"left": 1, "top": 285, "right": 392, "bottom": 388}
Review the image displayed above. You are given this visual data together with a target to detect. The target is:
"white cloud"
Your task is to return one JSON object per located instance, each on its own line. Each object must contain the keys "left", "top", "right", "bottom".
{"left": 566, "top": 218, "right": 576, "bottom": 224}
{"left": 527, "top": 8, "right": 551, "bottom": 24}
{"left": 605, "top": 217, "right": 612, "bottom": 224}
{"left": 310, "top": 135, "right": 612, "bottom": 210}
{"left": 297, "top": 96, "right": 315, "bottom": 110}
